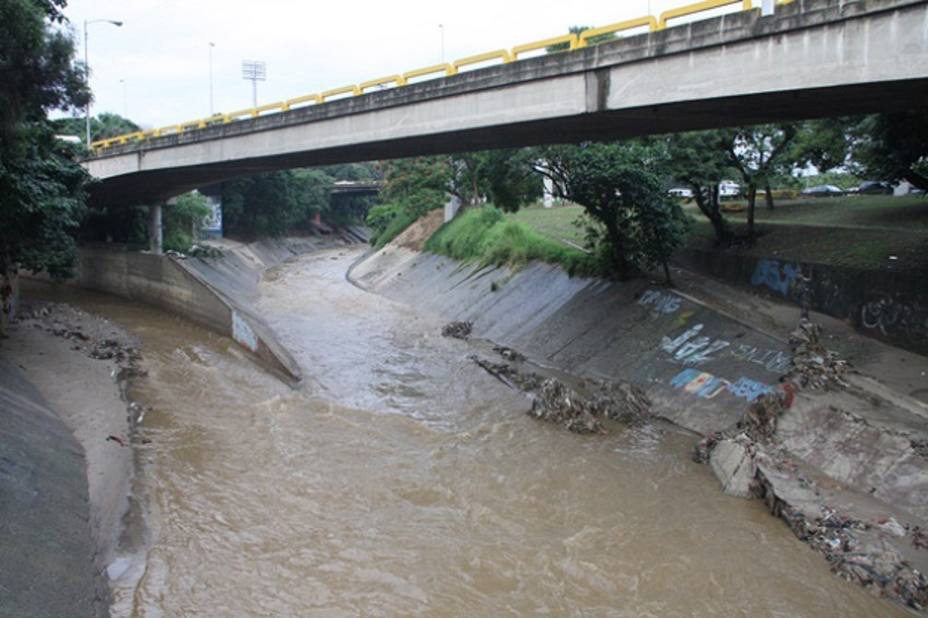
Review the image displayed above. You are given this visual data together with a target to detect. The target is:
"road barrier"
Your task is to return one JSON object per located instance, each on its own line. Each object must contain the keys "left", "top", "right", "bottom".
{"left": 89, "top": 0, "right": 794, "bottom": 152}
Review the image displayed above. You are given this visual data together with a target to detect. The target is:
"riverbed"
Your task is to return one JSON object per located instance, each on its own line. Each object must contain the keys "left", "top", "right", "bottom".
{"left": 30, "top": 247, "right": 905, "bottom": 616}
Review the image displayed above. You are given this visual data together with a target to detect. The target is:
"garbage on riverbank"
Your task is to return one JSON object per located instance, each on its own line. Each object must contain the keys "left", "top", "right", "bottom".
{"left": 694, "top": 320, "right": 928, "bottom": 612}
{"left": 441, "top": 321, "right": 472, "bottom": 340}
{"left": 470, "top": 348, "right": 651, "bottom": 435}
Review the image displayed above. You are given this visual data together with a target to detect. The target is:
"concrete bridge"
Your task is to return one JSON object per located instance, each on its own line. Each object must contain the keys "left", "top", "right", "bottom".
{"left": 85, "top": 0, "right": 928, "bottom": 207}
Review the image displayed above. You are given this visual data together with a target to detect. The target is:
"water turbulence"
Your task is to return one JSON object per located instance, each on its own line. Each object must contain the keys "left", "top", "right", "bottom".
{"left": 77, "top": 248, "right": 901, "bottom": 616}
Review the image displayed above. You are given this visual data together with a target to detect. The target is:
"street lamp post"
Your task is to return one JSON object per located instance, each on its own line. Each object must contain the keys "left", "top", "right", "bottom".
{"left": 208, "top": 42, "right": 215, "bottom": 115}
{"left": 83, "top": 18, "right": 123, "bottom": 147}
{"left": 439, "top": 24, "right": 445, "bottom": 63}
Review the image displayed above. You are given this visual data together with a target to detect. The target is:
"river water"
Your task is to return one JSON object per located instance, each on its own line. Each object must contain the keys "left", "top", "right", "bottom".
{"left": 39, "top": 247, "right": 904, "bottom": 616}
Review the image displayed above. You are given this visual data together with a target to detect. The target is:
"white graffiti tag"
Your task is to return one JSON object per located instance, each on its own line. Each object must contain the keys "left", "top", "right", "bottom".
{"left": 660, "top": 323, "right": 730, "bottom": 366}
{"left": 638, "top": 289, "right": 682, "bottom": 314}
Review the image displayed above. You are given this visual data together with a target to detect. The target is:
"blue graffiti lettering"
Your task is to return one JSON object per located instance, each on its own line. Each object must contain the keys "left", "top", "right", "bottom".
{"left": 751, "top": 259, "right": 799, "bottom": 297}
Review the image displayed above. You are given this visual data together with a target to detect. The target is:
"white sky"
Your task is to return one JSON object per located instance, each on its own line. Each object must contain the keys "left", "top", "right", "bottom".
{"left": 59, "top": 0, "right": 740, "bottom": 129}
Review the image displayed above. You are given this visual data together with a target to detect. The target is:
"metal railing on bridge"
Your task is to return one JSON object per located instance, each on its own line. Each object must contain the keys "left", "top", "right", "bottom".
{"left": 89, "top": 0, "right": 794, "bottom": 153}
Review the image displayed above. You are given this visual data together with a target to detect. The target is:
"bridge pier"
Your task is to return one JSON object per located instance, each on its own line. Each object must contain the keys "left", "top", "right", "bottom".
{"left": 149, "top": 203, "right": 163, "bottom": 254}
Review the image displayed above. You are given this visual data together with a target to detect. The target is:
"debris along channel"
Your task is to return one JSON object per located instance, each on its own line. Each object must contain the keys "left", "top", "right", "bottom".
{"left": 439, "top": 322, "right": 653, "bottom": 434}
{"left": 694, "top": 318, "right": 928, "bottom": 611}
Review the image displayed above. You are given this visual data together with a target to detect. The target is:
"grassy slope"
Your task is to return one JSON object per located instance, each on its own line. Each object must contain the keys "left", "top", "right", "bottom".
{"left": 425, "top": 206, "right": 595, "bottom": 275}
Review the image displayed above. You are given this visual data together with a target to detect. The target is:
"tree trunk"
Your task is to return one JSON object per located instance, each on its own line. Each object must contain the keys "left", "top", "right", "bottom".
{"left": 662, "top": 260, "right": 672, "bottom": 286}
{"left": 604, "top": 220, "right": 629, "bottom": 281}
{"left": 692, "top": 184, "right": 732, "bottom": 246}
{"left": 746, "top": 184, "right": 757, "bottom": 239}
{"left": 764, "top": 183, "right": 775, "bottom": 210}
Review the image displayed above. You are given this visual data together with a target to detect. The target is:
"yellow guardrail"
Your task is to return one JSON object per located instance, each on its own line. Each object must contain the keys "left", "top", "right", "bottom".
{"left": 512, "top": 33, "right": 578, "bottom": 59}
{"left": 577, "top": 17, "right": 659, "bottom": 47}
{"left": 90, "top": 0, "right": 794, "bottom": 152}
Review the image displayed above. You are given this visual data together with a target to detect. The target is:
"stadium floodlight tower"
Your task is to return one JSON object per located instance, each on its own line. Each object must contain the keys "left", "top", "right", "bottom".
{"left": 241, "top": 60, "right": 266, "bottom": 108}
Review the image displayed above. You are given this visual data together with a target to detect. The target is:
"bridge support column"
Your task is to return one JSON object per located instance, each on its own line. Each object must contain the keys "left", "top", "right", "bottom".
{"left": 149, "top": 203, "right": 163, "bottom": 254}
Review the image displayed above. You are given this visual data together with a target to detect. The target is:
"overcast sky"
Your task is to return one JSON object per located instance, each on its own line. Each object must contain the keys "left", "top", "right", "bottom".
{"left": 59, "top": 0, "right": 738, "bottom": 130}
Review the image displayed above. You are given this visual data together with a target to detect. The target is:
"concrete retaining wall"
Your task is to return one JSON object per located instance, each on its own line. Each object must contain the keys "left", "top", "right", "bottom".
{"left": 678, "top": 248, "right": 928, "bottom": 355}
{"left": 35, "top": 245, "right": 303, "bottom": 381}
{"left": 351, "top": 246, "right": 791, "bottom": 435}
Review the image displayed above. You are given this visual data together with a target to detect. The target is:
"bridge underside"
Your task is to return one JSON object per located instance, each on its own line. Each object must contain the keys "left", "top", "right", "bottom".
{"left": 85, "top": 0, "right": 928, "bottom": 208}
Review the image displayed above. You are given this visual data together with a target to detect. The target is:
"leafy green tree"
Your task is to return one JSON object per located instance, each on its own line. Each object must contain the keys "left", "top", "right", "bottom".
{"left": 851, "top": 112, "right": 928, "bottom": 191}
{"left": 536, "top": 142, "right": 687, "bottom": 281}
{"left": 367, "top": 156, "right": 450, "bottom": 247}
{"left": 448, "top": 149, "right": 541, "bottom": 211}
{"left": 53, "top": 112, "right": 140, "bottom": 143}
{"left": 664, "top": 130, "right": 733, "bottom": 245}
{"left": 163, "top": 192, "right": 211, "bottom": 252}
{"left": 221, "top": 169, "right": 333, "bottom": 238}
{"left": 722, "top": 123, "right": 797, "bottom": 236}
{"left": 1, "top": 0, "right": 92, "bottom": 333}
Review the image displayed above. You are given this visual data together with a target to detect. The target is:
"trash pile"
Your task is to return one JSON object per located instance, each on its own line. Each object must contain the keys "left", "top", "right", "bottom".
{"left": 782, "top": 318, "right": 850, "bottom": 390}
{"left": 441, "top": 321, "right": 472, "bottom": 340}
{"left": 468, "top": 346, "right": 651, "bottom": 435}
{"left": 21, "top": 302, "right": 142, "bottom": 372}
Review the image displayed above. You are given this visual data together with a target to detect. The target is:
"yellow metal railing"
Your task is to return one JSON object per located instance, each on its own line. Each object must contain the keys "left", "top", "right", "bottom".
{"left": 90, "top": 0, "right": 794, "bottom": 152}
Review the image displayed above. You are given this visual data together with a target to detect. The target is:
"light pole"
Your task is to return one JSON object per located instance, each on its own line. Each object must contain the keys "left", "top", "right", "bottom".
{"left": 208, "top": 42, "right": 215, "bottom": 115}
{"left": 83, "top": 18, "right": 123, "bottom": 147}
{"left": 438, "top": 24, "right": 445, "bottom": 62}
{"left": 119, "top": 78, "right": 127, "bottom": 117}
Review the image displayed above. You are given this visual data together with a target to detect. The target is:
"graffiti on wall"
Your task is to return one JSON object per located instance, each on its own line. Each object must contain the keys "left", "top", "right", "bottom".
{"left": 860, "top": 292, "right": 928, "bottom": 345}
{"left": 232, "top": 310, "right": 259, "bottom": 353}
{"left": 751, "top": 259, "right": 799, "bottom": 297}
{"left": 638, "top": 289, "right": 682, "bottom": 315}
{"left": 661, "top": 323, "right": 730, "bottom": 365}
{"left": 729, "top": 343, "right": 791, "bottom": 374}
{"left": 671, "top": 368, "right": 773, "bottom": 403}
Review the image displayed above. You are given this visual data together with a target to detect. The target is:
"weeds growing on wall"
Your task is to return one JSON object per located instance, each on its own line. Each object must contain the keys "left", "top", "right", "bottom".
{"left": 425, "top": 206, "right": 596, "bottom": 276}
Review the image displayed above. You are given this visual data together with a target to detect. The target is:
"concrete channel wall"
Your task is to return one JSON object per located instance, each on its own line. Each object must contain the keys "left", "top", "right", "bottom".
{"left": 71, "top": 246, "right": 303, "bottom": 381}
{"left": 350, "top": 246, "right": 792, "bottom": 435}
{"left": 679, "top": 248, "right": 928, "bottom": 355}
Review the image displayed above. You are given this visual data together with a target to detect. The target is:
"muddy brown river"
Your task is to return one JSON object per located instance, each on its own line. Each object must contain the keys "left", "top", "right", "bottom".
{"left": 36, "top": 248, "right": 905, "bottom": 616}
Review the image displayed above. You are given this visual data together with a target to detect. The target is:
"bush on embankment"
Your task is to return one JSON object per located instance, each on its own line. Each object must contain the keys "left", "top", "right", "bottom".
{"left": 424, "top": 206, "right": 596, "bottom": 275}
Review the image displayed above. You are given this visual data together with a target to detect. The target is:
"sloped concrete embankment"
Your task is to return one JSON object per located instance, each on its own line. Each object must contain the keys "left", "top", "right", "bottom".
{"left": 0, "top": 360, "right": 108, "bottom": 618}
{"left": 351, "top": 245, "right": 928, "bottom": 610}
{"left": 29, "top": 236, "right": 352, "bottom": 382}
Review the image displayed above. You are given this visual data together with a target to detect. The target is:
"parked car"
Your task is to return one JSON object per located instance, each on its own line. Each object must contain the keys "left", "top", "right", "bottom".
{"left": 668, "top": 187, "right": 694, "bottom": 198}
{"left": 801, "top": 184, "right": 844, "bottom": 197}
{"left": 718, "top": 180, "right": 741, "bottom": 198}
{"left": 857, "top": 180, "right": 894, "bottom": 195}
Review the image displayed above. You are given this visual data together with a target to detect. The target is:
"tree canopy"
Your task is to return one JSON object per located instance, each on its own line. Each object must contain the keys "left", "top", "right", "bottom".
{"left": 1, "top": 0, "right": 92, "bottom": 289}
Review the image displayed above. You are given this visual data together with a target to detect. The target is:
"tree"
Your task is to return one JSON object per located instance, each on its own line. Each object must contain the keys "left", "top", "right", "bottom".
{"left": 53, "top": 112, "right": 140, "bottom": 143}
{"left": 447, "top": 149, "right": 541, "bottom": 211}
{"left": 163, "top": 192, "right": 211, "bottom": 252}
{"left": 851, "top": 112, "right": 928, "bottom": 191}
{"left": 221, "top": 170, "right": 333, "bottom": 238}
{"left": 366, "top": 156, "right": 450, "bottom": 247}
{"left": 722, "top": 123, "right": 797, "bottom": 237}
{"left": 535, "top": 142, "right": 687, "bottom": 282}
{"left": 1, "top": 0, "right": 92, "bottom": 333}
{"left": 665, "top": 130, "right": 733, "bottom": 245}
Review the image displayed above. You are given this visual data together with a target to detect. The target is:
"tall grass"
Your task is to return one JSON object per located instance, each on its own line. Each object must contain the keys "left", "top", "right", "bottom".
{"left": 425, "top": 206, "right": 596, "bottom": 276}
